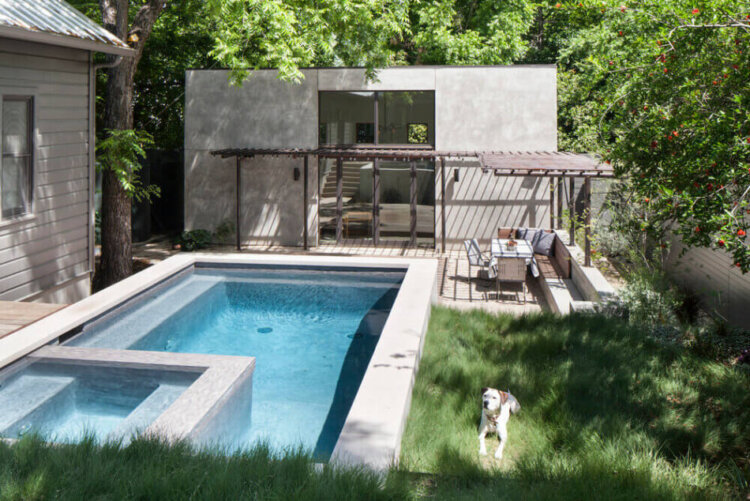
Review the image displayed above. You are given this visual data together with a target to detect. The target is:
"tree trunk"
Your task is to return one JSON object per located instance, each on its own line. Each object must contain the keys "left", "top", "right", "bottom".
{"left": 97, "top": 0, "right": 165, "bottom": 289}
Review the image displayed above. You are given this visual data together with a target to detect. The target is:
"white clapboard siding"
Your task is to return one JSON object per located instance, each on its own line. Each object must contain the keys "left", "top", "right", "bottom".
{"left": 0, "top": 38, "right": 91, "bottom": 301}
{"left": 666, "top": 242, "right": 750, "bottom": 330}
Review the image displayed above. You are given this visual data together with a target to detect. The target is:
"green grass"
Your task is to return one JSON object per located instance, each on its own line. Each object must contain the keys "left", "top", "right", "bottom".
{"left": 1, "top": 307, "right": 747, "bottom": 500}
{"left": 400, "top": 307, "right": 750, "bottom": 499}
{"left": 0, "top": 437, "right": 411, "bottom": 500}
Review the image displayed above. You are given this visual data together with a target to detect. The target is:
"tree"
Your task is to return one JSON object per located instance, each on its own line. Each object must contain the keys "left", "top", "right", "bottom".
{"left": 401, "top": 0, "right": 537, "bottom": 65}
{"left": 95, "top": 0, "right": 167, "bottom": 288}
{"left": 542, "top": 1, "right": 750, "bottom": 271}
{"left": 206, "top": 0, "right": 410, "bottom": 84}
{"left": 88, "top": 0, "right": 411, "bottom": 288}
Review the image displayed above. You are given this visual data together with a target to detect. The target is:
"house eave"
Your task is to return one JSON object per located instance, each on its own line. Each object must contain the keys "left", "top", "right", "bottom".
{"left": 0, "top": 25, "right": 133, "bottom": 56}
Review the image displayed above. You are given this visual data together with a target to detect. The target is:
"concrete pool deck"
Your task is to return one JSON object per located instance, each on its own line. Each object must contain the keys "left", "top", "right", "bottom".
{"left": 0, "top": 253, "right": 438, "bottom": 470}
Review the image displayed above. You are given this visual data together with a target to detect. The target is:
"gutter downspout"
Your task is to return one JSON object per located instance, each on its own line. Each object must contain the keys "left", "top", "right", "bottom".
{"left": 88, "top": 55, "right": 124, "bottom": 284}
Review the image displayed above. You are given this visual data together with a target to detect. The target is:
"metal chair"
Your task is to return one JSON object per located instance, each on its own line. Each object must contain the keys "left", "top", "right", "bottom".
{"left": 496, "top": 257, "right": 527, "bottom": 303}
{"left": 463, "top": 239, "right": 493, "bottom": 301}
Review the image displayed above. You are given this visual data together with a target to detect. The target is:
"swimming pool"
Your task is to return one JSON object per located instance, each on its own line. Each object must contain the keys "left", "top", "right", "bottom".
{"left": 0, "top": 361, "right": 197, "bottom": 444}
{"left": 67, "top": 267, "right": 404, "bottom": 458}
{"left": 0, "top": 254, "right": 438, "bottom": 468}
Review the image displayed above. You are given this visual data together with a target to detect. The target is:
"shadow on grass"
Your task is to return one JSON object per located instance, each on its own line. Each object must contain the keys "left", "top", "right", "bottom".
{"left": 400, "top": 307, "right": 750, "bottom": 499}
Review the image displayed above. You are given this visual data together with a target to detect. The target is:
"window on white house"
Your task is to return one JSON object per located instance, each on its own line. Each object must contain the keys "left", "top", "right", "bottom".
{"left": 1, "top": 96, "right": 33, "bottom": 218}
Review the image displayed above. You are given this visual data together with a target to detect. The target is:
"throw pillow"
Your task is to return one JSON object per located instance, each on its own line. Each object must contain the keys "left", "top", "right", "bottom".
{"left": 533, "top": 231, "right": 556, "bottom": 256}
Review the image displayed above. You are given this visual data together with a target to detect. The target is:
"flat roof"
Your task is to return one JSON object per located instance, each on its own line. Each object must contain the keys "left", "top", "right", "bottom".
{"left": 0, "top": 0, "right": 132, "bottom": 56}
{"left": 186, "top": 64, "right": 557, "bottom": 73}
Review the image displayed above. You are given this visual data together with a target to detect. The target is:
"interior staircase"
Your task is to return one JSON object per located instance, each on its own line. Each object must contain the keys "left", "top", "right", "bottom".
{"left": 320, "top": 161, "right": 367, "bottom": 199}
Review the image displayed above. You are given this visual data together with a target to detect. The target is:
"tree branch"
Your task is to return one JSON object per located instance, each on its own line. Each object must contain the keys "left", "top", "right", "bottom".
{"left": 129, "top": 0, "right": 168, "bottom": 67}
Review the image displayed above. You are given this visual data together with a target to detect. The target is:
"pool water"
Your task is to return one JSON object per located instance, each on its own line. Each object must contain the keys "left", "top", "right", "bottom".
{"left": 69, "top": 267, "right": 403, "bottom": 458}
{"left": 0, "top": 362, "right": 197, "bottom": 443}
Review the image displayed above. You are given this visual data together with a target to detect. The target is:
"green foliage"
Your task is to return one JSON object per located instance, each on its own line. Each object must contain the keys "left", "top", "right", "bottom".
{"left": 610, "top": 270, "right": 682, "bottom": 327}
{"left": 206, "top": 0, "right": 410, "bottom": 84}
{"left": 175, "top": 229, "right": 212, "bottom": 251}
{"left": 68, "top": 0, "right": 217, "bottom": 150}
{"left": 406, "top": 0, "right": 537, "bottom": 64}
{"left": 213, "top": 219, "right": 236, "bottom": 244}
{"left": 133, "top": 0, "right": 217, "bottom": 149}
{"left": 407, "top": 123, "right": 428, "bottom": 144}
{"left": 547, "top": 1, "right": 750, "bottom": 271}
{"left": 401, "top": 307, "right": 750, "bottom": 499}
{"left": 96, "top": 129, "right": 161, "bottom": 203}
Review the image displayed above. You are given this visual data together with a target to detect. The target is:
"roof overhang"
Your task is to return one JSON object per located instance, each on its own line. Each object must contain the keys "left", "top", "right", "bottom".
{"left": 0, "top": 24, "right": 133, "bottom": 56}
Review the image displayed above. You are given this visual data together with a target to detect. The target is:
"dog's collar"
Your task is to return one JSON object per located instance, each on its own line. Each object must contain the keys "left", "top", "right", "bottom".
{"left": 486, "top": 413, "right": 500, "bottom": 424}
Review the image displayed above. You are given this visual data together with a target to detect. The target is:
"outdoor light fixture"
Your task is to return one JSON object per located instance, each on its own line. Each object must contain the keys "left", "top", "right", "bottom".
{"left": 454, "top": 169, "right": 460, "bottom": 182}
{"left": 294, "top": 167, "right": 300, "bottom": 181}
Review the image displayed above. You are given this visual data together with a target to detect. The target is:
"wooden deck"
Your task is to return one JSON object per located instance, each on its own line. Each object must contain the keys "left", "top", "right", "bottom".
{"left": 0, "top": 301, "right": 67, "bottom": 339}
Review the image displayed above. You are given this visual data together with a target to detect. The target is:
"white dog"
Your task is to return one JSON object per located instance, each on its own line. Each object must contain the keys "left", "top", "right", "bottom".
{"left": 478, "top": 387, "right": 520, "bottom": 460}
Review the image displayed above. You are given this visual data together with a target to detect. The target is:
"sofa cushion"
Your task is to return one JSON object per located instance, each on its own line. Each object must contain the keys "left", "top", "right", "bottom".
{"left": 517, "top": 227, "right": 540, "bottom": 242}
{"left": 533, "top": 231, "right": 556, "bottom": 257}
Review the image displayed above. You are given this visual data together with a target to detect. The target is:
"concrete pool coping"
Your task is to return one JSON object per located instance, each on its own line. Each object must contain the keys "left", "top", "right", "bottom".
{"left": 0, "top": 253, "right": 439, "bottom": 469}
{"left": 26, "top": 346, "right": 255, "bottom": 442}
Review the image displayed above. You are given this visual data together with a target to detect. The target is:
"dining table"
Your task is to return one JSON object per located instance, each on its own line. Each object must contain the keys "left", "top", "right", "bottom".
{"left": 490, "top": 238, "right": 540, "bottom": 278}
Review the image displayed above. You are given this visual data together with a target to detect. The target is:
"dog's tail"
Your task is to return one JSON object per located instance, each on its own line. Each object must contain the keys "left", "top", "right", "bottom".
{"left": 507, "top": 390, "right": 521, "bottom": 414}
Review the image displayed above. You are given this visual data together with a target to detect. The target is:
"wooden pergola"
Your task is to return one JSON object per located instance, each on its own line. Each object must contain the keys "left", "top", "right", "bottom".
{"left": 210, "top": 146, "right": 614, "bottom": 265}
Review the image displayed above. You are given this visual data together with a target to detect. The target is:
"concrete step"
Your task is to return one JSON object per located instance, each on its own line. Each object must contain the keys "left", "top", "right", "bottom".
{"left": 112, "top": 383, "right": 188, "bottom": 442}
{"left": 0, "top": 374, "right": 76, "bottom": 433}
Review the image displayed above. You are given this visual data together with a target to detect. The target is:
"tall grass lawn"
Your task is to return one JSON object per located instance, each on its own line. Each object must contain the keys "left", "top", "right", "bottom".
{"left": 400, "top": 307, "right": 749, "bottom": 500}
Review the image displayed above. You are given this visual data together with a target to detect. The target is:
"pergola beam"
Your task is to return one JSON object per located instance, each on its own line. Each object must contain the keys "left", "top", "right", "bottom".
{"left": 210, "top": 147, "right": 614, "bottom": 178}
{"left": 211, "top": 147, "right": 613, "bottom": 253}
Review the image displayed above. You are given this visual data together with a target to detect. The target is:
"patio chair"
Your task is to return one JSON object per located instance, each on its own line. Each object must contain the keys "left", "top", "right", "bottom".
{"left": 463, "top": 239, "right": 494, "bottom": 301}
{"left": 496, "top": 257, "right": 527, "bottom": 304}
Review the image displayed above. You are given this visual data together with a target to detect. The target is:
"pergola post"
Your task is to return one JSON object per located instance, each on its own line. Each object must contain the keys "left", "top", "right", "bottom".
{"left": 235, "top": 156, "right": 241, "bottom": 251}
{"left": 335, "top": 156, "right": 343, "bottom": 242}
{"left": 440, "top": 157, "right": 446, "bottom": 253}
{"left": 584, "top": 176, "right": 592, "bottom": 266}
{"left": 409, "top": 161, "right": 417, "bottom": 247}
{"left": 303, "top": 155, "right": 309, "bottom": 250}
{"left": 556, "top": 177, "right": 563, "bottom": 229}
{"left": 569, "top": 177, "right": 576, "bottom": 246}
{"left": 373, "top": 159, "right": 380, "bottom": 245}
{"left": 549, "top": 178, "right": 555, "bottom": 229}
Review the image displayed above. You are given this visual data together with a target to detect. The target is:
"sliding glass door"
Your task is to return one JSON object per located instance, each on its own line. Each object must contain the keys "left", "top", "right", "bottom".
{"left": 318, "top": 90, "right": 435, "bottom": 246}
{"left": 377, "top": 161, "right": 435, "bottom": 245}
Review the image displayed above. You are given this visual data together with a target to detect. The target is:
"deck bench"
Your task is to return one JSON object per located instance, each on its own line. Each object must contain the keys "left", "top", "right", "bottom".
{"left": 497, "top": 228, "right": 582, "bottom": 313}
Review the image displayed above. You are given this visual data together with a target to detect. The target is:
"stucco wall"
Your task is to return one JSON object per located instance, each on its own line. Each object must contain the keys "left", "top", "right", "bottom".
{"left": 184, "top": 70, "right": 318, "bottom": 246}
{"left": 434, "top": 66, "right": 558, "bottom": 247}
{"left": 185, "top": 66, "right": 558, "bottom": 248}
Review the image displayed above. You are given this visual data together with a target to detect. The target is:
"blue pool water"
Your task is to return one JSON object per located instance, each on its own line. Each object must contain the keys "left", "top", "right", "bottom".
{"left": 0, "top": 362, "right": 196, "bottom": 443}
{"left": 68, "top": 267, "right": 404, "bottom": 458}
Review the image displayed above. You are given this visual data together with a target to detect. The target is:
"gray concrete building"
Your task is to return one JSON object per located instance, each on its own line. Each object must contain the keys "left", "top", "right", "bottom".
{"left": 185, "top": 66, "right": 560, "bottom": 249}
{"left": 0, "top": 0, "right": 131, "bottom": 303}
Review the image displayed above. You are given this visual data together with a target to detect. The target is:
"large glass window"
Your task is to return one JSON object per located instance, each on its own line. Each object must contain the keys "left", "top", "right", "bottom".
{"left": 319, "top": 92, "right": 374, "bottom": 145}
{"left": 318, "top": 91, "right": 435, "bottom": 245}
{"left": 2, "top": 97, "right": 33, "bottom": 218}
{"left": 378, "top": 92, "right": 435, "bottom": 145}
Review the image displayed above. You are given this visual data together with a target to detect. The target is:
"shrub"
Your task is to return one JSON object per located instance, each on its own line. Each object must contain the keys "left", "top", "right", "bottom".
{"left": 609, "top": 271, "right": 682, "bottom": 327}
{"left": 174, "top": 230, "right": 212, "bottom": 251}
